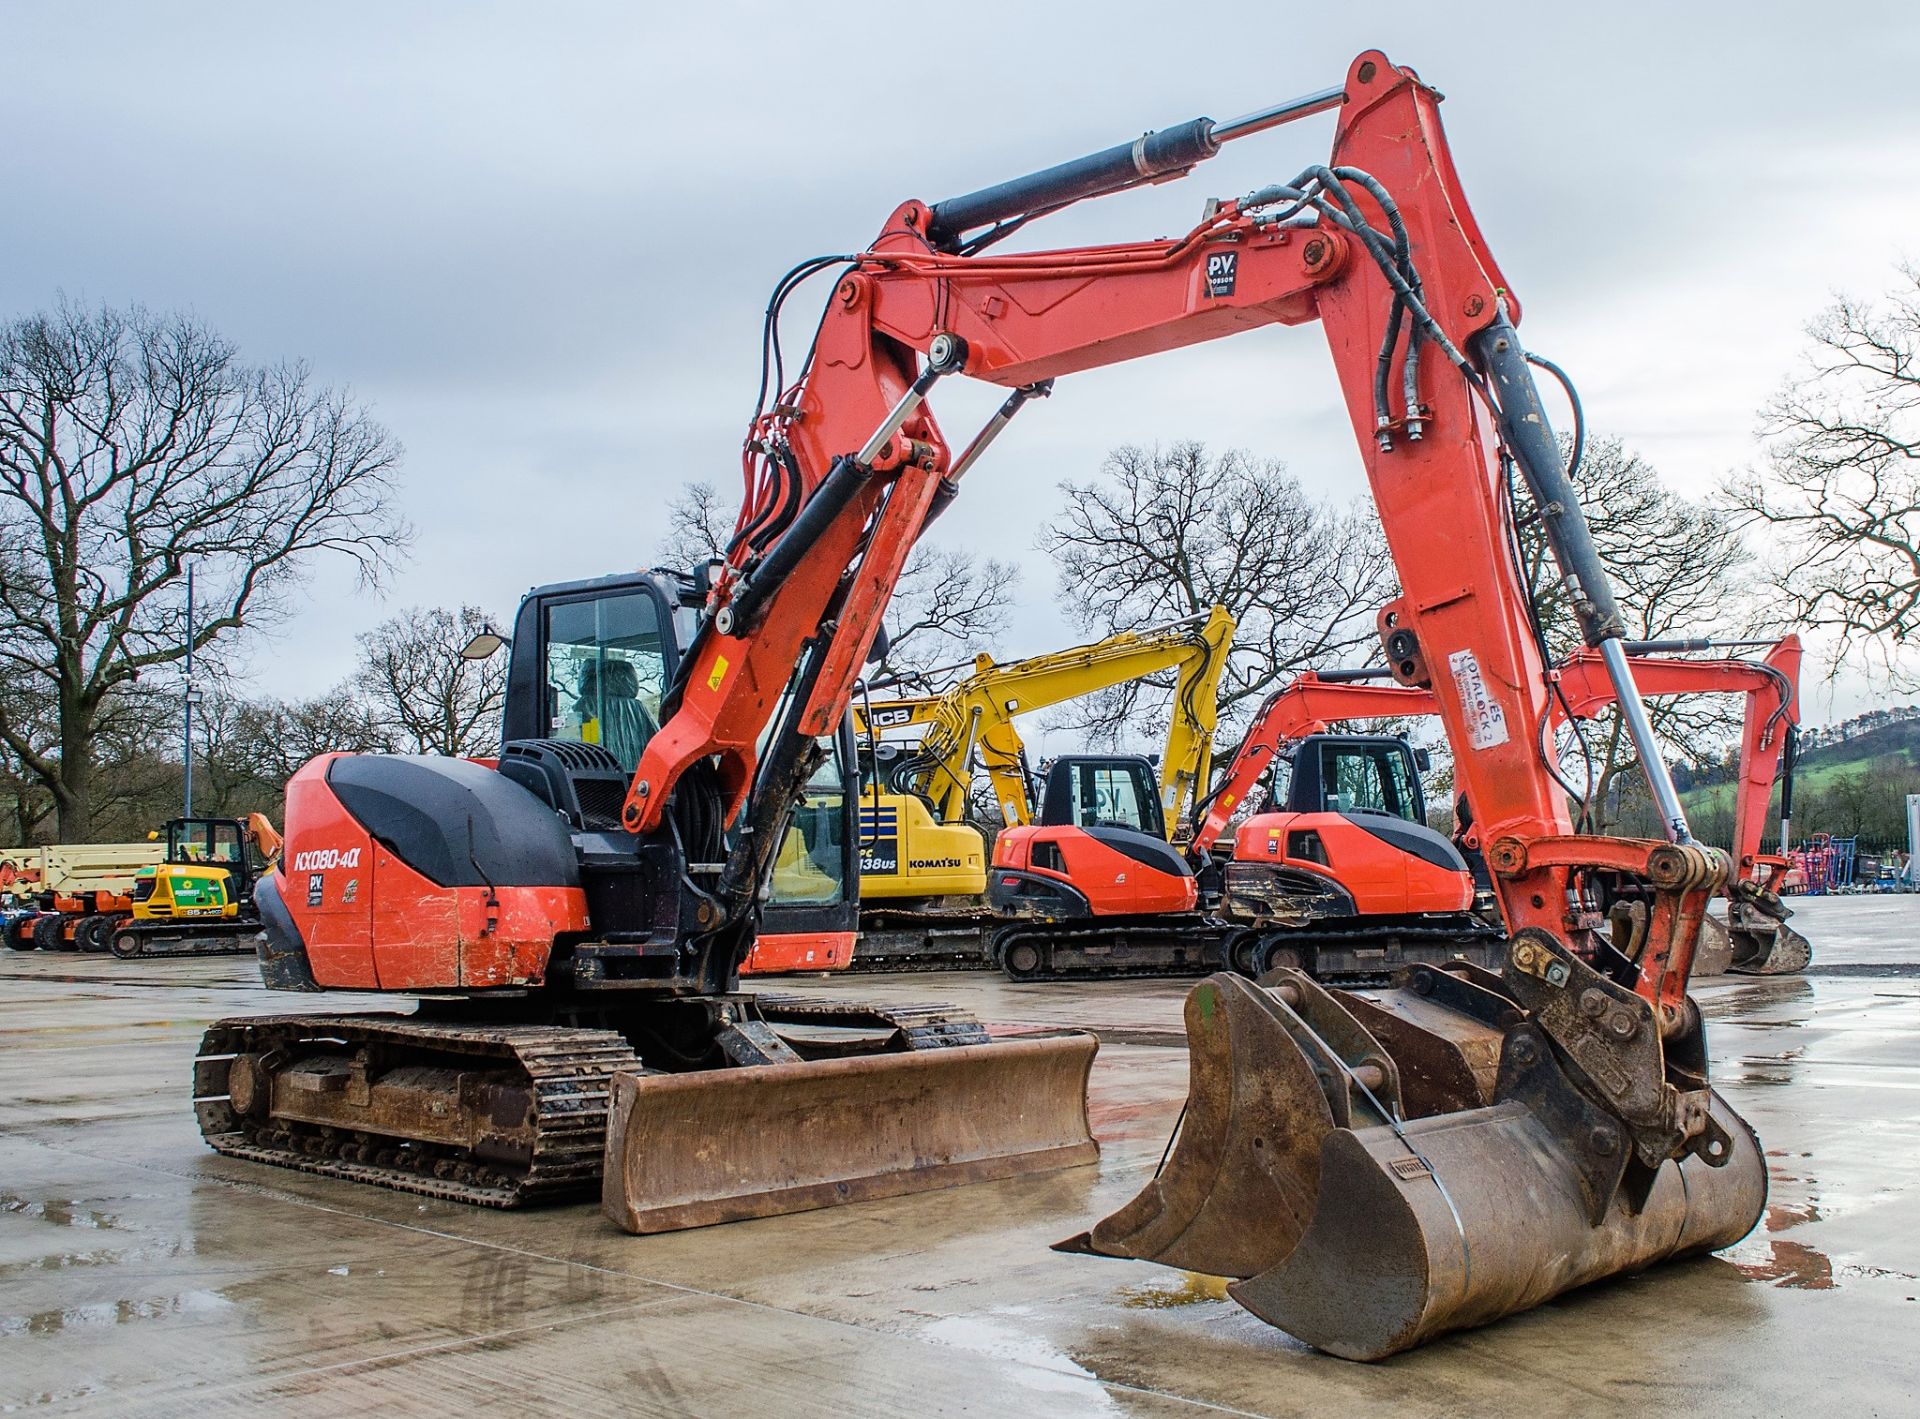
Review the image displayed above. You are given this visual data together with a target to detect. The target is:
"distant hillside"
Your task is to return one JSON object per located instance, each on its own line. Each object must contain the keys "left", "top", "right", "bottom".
{"left": 1796, "top": 717, "right": 1920, "bottom": 776}
{"left": 1675, "top": 714, "right": 1920, "bottom": 851}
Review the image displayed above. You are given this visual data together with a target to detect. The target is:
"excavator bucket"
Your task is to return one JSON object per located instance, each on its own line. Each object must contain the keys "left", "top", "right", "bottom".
{"left": 603, "top": 1033, "right": 1098, "bottom": 1233}
{"left": 1718, "top": 899, "right": 1813, "bottom": 976}
{"left": 1063, "top": 971, "right": 1766, "bottom": 1360}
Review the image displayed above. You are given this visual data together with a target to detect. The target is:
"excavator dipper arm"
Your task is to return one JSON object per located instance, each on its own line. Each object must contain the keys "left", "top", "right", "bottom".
{"left": 1189, "top": 675, "right": 1444, "bottom": 858}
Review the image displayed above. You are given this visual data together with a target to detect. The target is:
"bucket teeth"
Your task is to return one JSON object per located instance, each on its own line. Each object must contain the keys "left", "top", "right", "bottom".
{"left": 1068, "top": 970, "right": 1770, "bottom": 1360}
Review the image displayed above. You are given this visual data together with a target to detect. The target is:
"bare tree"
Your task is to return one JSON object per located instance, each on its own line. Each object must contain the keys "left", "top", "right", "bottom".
{"left": 353, "top": 605, "right": 508, "bottom": 757}
{"left": 654, "top": 480, "right": 734, "bottom": 569}
{"left": 196, "top": 686, "right": 390, "bottom": 818}
{"left": 1724, "top": 265, "right": 1920, "bottom": 686}
{"left": 868, "top": 545, "right": 1020, "bottom": 684}
{"left": 0, "top": 301, "right": 408, "bottom": 839}
{"left": 653, "top": 478, "right": 1018, "bottom": 686}
{"left": 1520, "top": 436, "right": 1753, "bottom": 833}
{"left": 1042, "top": 441, "right": 1394, "bottom": 745}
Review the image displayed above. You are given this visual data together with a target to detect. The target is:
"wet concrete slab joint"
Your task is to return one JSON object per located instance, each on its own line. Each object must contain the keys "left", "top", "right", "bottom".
{"left": 0, "top": 893, "right": 1914, "bottom": 1414}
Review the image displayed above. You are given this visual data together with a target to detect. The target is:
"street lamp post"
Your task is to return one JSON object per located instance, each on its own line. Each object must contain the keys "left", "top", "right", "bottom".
{"left": 183, "top": 565, "right": 198, "bottom": 819}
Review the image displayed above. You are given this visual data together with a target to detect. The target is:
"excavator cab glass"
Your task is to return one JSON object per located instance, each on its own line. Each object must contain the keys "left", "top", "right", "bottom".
{"left": 768, "top": 737, "right": 854, "bottom": 908}
{"left": 167, "top": 818, "right": 245, "bottom": 868}
{"left": 1280, "top": 736, "right": 1427, "bottom": 823}
{"left": 543, "top": 590, "right": 671, "bottom": 771}
{"left": 1039, "top": 757, "right": 1167, "bottom": 838}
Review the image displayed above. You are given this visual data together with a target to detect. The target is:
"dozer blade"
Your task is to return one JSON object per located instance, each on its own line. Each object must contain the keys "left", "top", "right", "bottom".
{"left": 1068, "top": 972, "right": 1768, "bottom": 1360}
{"left": 602, "top": 1032, "right": 1098, "bottom": 1233}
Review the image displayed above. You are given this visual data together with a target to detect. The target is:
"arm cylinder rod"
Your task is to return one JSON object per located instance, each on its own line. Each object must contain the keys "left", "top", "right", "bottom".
{"left": 1471, "top": 315, "right": 1695, "bottom": 846}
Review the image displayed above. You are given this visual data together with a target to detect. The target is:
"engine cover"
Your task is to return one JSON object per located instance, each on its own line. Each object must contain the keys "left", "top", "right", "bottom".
{"left": 267, "top": 753, "right": 590, "bottom": 992}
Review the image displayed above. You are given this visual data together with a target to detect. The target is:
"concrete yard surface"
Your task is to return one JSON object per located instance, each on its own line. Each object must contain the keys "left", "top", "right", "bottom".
{"left": 1, "top": 895, "right": 1916, "bottom": 1416}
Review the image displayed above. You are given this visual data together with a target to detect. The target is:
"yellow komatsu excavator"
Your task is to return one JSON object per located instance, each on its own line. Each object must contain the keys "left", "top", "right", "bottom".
{"left": 847, "top": 606, "right": 1234, "bottom": 967}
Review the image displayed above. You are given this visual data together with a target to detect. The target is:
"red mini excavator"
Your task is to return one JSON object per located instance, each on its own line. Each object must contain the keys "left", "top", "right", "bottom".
{"left": 1185, "top": 634, "right": 1811, "bottom": 979}
{"left": 199, "top": 49, "right": 1768, "bottom": 1358}
{"left": 990, "top": 710, "right": 1501, "bottom": 980}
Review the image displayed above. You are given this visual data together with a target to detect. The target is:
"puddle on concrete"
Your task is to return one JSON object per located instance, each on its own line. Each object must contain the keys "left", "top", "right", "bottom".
{"left": 0, "top": 1195, "right": 121, "bottom": 1231}
{"left": 0, "top": 1289, "right": 233, "bottom": 1338}
{"left": 921, "top": 1308, "right": 1117, "bottom": 1409}
{"left": 1117, "top": 1272, "right": 1230, "bottom": 1309}
{"left": 1723, "top": 1152, "right": 1917, "bottom": 1291}
{"left": 1734, "top": 1048, "right": 1805, "bottom": 1086}
{"left": 1733, "top": 1239, "right": 1837, "bottom": 1290}
{"left": 0, "top": 1239, "right": 192, "bottom": 1280}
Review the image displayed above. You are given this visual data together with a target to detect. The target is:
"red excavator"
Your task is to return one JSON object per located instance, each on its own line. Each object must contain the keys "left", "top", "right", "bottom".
{"left": 199, "top": 49, "right": 1767, "bottom": 1358}
{"left": 1182, "top": 634, "right": 1810, "bottom": 979}
{"left": 990, "top": 702, "right": 1500, "bottom": 980}
{"left": 1537, "top": 635, "right": 1810, "bottom": 974}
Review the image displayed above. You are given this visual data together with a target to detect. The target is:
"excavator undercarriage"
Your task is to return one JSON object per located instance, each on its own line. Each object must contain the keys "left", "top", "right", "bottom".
{"left": 197, "top": 991, "right": 1095, "bottom": 1215}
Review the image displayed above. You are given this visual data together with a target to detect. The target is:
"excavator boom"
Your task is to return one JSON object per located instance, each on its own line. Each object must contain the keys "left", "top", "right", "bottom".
{"left": 857, "top": 607, "right": 1234, "bottom": 830}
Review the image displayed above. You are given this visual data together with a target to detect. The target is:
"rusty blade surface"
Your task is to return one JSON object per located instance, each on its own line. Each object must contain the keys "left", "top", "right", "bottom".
{"left": 602, "top": 1032, "right": 1098, "bottom": 1234}
{"left": 1228, "top": 1090, "right": 1767, "bottom": 1361}
{"left": 1056, "top": 974, "right": 1334, "bottom": 1279}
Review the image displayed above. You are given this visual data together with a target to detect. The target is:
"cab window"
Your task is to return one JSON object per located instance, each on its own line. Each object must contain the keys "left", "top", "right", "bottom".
{"left": 1319, "top": 743, "right": 1419, "bottom": 821}
{"left": 167, "top": 819, "right": 244, "bottom": 865}
{"left": 544, "top": 592, "right": 670, "bottom": 772}
{"left": 769, "top": 744, "right": 850, "bottom": 907}
{"left": 1072, "top": 763, "right": 1150, "bottom": 832}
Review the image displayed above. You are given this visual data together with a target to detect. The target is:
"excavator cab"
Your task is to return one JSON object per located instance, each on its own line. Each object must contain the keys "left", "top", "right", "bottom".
{"left": 1219, "top": 734, "right": 1480, "bottom": 976}
{"left": 1038, "top": 754, "right": 1166, "bottom": 837}
{"left": 1280, "top": 735, "right": 1428, "bottom": 821}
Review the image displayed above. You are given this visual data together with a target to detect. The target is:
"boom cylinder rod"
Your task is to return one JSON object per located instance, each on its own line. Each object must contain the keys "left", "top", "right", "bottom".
{"left": 926, "top": 82, "right": 1346, "bottom": 246}
{"left": 1471, "top": 315, "right": 1695, "bottom": 846}
{"left": 724, "top": 367, "right": 945, "bottom": 635}
{"left": 1210, "top": 85, "right": 1347, "bottom": 141}
{"left": 1314, "top": 666, "right": 1397, "bottom": 683}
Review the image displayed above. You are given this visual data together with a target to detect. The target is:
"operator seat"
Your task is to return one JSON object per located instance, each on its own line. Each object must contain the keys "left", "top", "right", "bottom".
{"left": 583, "top": 659, "right": 659, "bottom": 771}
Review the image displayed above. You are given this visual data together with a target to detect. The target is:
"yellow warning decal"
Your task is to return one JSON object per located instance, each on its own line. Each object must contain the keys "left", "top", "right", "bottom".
{"left": 707, "top": 654, "right": 730, "bottom": 692}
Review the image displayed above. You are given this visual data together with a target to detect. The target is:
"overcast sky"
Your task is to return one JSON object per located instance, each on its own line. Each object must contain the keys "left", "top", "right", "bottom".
{"left": 9, "top": 1, "right": 1920, "bottom": 731}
